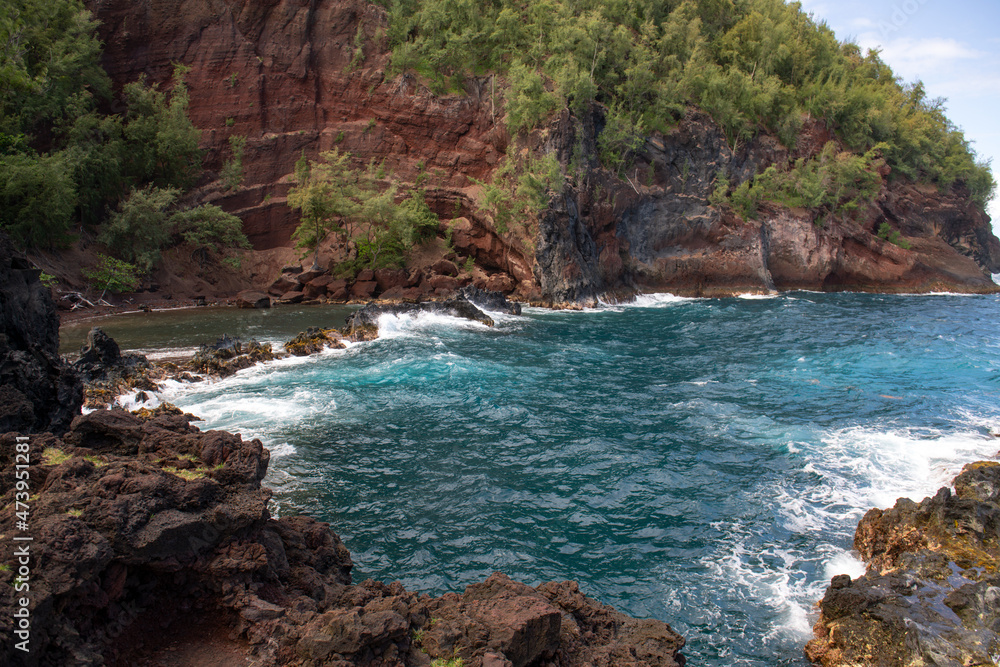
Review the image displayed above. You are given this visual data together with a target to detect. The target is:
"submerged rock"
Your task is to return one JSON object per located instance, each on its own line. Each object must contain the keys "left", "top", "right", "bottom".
{"left": 806, "top": 461, "right": 1000, "bottom": 666}
{"left": 457, "top": 285, "right": 522, "bottom": 315}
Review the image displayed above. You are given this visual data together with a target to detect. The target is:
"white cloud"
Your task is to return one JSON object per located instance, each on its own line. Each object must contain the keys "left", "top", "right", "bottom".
{"left": 856, "top": 36, "right": 983, "bottom": 81}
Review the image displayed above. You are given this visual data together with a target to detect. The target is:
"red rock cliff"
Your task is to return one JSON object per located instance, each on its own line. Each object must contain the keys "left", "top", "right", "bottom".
{"left": 87, "top": 0, "right": 1000, "bottom": 302}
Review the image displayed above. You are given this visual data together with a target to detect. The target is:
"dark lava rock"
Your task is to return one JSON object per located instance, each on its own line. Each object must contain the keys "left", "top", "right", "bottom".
{"left": 0, "top": 409, "right": 686, "bottom": 667}
{"left": 74, "top": 327, "right": 149, "bottom": 383}
{"left": 344, "top": 298, "right": 495, "bottom": 333}
{"left": 457, "top": 285, "right": 522, "bottom": 315}
{"left": 189, "top": 335, "right": 277, "bottom": 377}
{"left": 806, "top": 460, "right": 1000, "bottom": 666}
{"left": 283, "top": 327, "right": 346, "bottom": 356}
{"left": 0, "top": 231, "right": 82, "bottom": 434}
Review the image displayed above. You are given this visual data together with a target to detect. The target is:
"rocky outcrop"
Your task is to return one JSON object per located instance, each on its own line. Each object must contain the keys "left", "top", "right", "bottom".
{"left": 189, "top": 334, "right": 278, "bottom": 377}
{"left": 284, "top": 326, "right": 347, "bottom": 356}
{"left": 0, "top": 232, "right": 82, "bottom": 434}
{"left": 806, "top": 461, "right": 1000, "bottom": 666}
{"left": 456, "top": 285, "right": 522, "bottom": 315}
{"left": 84, "top": 0, "right": 1000, "bottom": 304}
{"left": 0, "top": 407, "right": 685, "bottom": 666}
{"left": 73, "top": 327, "right": 158, "bottom": 409}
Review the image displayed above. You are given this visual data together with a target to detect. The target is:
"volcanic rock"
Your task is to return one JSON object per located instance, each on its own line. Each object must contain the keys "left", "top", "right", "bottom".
{"left": 283, "top": 327, "right": 346, "bottom": 356}
{"left": 0, "top": 231, "right": 82, "bottom": 434}
{"left": 189, "top": 335, "right": 277, "bottom": 377}
{"left": 457, "top": 285, "right": 522, "bottom": 315}
{"left": 236, "top": 290, "right": 270, "bottom": 309}
{"left": 806, "top": 460, "right": 1000, "bottom": 666}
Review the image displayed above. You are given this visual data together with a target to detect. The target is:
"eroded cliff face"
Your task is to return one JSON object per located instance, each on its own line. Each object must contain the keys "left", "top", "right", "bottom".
{"left": 87, "top": 0, "right": 1000, "bottom": 303}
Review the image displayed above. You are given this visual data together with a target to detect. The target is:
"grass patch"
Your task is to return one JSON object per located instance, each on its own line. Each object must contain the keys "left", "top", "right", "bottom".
{"left": 83, "top": 455, "right": 108, "bottom": 467}
{"left": 162, "top": 467, "right": 207, "bottom": 481}
{"left": 67, "top": 508, "right": 83, "bottom": 517}
{"left": 42, "top": 448, "right": 71, "bottom": 465}
{"left": 0, "top": 563, "right": 10, "bottom": 572}
{"left": 430, "top": 658, "right": 464, "bottom": 667}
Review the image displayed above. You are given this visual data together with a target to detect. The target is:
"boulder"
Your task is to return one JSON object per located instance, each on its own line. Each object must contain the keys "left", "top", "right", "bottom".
{"left": 428, "top": 274, "right": 460, "bottom": 291}
{"left": 278, "top": 290, "right": 304, "bottom": 304}
{"left": 236, "top": 290, "right": 270, "bottom": 309}
{"left": 374, "top": 268, "right": 408, "bottom": 292}
{"left": 296, "top": 269, "right": 326, "bottom": 284}
{"left": 350, "top": 280, "right": 377, "bottom": 299}
{"left": 484, "top": 272, "right": 516, "bottom": 294}
{"left": 268, "top": 275, "right": 297, "bottom": 296}
{"left": 431, "top": 259, "right": 459, "bottom": 277}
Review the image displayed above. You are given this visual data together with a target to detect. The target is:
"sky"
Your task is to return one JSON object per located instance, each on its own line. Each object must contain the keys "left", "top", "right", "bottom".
{"left": 796, "top": 0, "right": 1000, "bottom": 227}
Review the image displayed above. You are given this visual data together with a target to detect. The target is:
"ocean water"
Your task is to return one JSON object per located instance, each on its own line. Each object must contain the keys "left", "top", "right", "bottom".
{"left": 123, "top": 292, "right": 1000, "bottom": 665}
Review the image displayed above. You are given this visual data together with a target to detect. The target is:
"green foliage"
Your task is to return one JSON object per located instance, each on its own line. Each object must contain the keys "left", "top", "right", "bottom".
{"left": 121, "top": 66, "right": 203, "bottom": 189}
{"left": 221, "top": 134, "right": 246, "bottom": 191}
{"left": 170, "top": 204, "right": 250, "bottom": 253}
{"left": 598, "top": 106, "right": 645, "bottom": 176}
{"left": 288, "top": 148, "right": 360, "bottom": 267}
{"left": 82, "top": 254, "right": 141, "bottom": 293}
{"left": 470, "top": 150, "right": 561, "bottom": 235}
{"left": 98, "top": 185, "right": 179, "bottom": 272}
{"left": 708, "top": 169, "right": 730, "bottom": 208}
{"left": 715, "top": 142, "right": 886, "bottom": 220}
{"left": 0, "top": 151, "right": 76, "bottom": 246}
{"left": 877, "top": 221, "right": 911, "bottom": 250}
{"left": 385, "top": 0, "right": 993, "bottom": 209}
{"left": 39, "top": 272, "right": 57, "bottom": 287}
{"left": 505, "top": 61, "right": 559, "bottom": 134}
{"left": 288, "top": 149, "right": 437, "bottom": 274}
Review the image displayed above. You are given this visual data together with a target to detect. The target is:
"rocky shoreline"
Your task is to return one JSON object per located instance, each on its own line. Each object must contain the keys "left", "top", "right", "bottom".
{"left": 7, "top": 230, "right": 1000, "bottom": 666}
{"left": 806, "top": 461, "right": 1000, "bottom": 666}
{"left": 3, "top": 235, "right": 685, "bottom": 666}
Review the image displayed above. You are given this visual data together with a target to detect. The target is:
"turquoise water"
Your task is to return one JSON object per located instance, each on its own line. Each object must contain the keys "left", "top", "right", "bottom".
{"left": 141, "top": 292, "right": 1000, "bottom": 665}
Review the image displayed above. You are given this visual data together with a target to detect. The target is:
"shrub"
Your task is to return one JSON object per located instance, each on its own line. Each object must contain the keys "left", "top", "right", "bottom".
{"left": 98, "top": 185, "right": 179, "bottom": 272}
{"left": 82, "top": 254, "right": 141, "bottom": 293}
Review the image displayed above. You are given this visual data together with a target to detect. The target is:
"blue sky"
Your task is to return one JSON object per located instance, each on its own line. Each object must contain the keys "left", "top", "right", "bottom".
{"left": 796, "top": 0, "right": 1000, "bottom": 226}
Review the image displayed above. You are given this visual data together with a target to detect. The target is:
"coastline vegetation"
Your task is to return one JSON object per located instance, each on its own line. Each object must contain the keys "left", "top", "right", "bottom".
{"left": 386, "top": 0, "right": 995, "bottom": 210}
{"left": 0, "top": 0, "right": 248, "bottom": 270}
{"left": 287, "top": 148, "right": 439, "bottom": 274}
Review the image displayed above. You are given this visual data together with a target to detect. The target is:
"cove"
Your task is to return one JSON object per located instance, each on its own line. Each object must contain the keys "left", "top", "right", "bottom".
{"left": 113, "top": 291, "right": 1000, "bottom": 665}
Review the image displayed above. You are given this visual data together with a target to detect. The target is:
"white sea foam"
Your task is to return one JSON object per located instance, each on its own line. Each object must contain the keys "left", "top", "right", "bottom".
{"left": 376, "top": 311, "right": 493, "bottom": 338}
{"left": 626, "top": 292, "right": 700, "bottom": 308}
{"left": 268, "top": 442, "right": 297, "bottom": 458}
{"left": 737, "top": 292, "right": 779, "bottom": 300}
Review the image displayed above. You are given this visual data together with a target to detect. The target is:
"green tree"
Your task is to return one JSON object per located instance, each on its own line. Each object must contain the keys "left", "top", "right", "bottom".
{"left": 82, "top": 254, "right": 141, "bottom": 295}
{"left": 0, "top": 151, "right": 76, "bottom": 247}
{"left": 287, "top": 149, "right": 361, "bottom": 270}
{"left": 170, "top": 204, "right": 250, "bottom": 254}
{"left": 98, "top": 185, "right": 179, "bottom": 272}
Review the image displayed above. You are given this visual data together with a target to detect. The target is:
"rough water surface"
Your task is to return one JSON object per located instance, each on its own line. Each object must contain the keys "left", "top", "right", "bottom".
{"left": 96, "top": 292, "right": 1000, "bottom": 666}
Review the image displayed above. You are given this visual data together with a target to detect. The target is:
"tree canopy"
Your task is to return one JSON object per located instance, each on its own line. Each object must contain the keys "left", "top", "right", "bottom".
{"left": 386, "top": 0, "right": 994, "bottom": 208}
